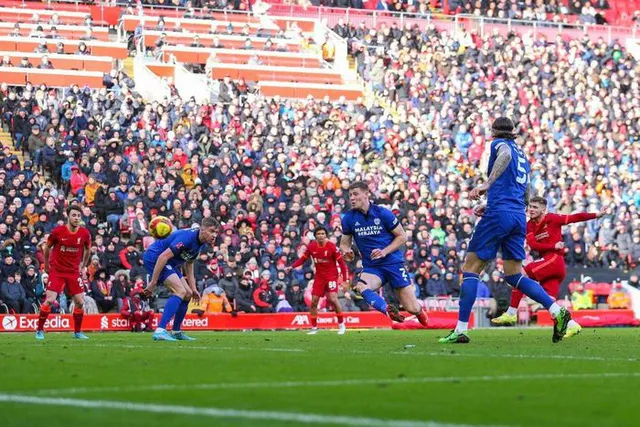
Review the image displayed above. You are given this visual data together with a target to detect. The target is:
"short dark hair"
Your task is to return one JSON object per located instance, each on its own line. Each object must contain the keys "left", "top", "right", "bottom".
{"left": 67, "top": 205, "right": 82, "bottom": 216}
{"left": 348, "top": 181, "right": 369, "bottom": 192}
{"left": 529, "top": 196, "right": 547, "bottom": 207}
{"left": 201, "top": 217, "right": 221, "bottom": 229}
{"left": 313, "top": 226, "right": 328, "bottom": 237}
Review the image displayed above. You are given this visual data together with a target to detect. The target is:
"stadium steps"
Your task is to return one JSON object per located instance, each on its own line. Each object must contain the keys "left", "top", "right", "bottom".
{"left": 123, "top": 57, "right": 135, "bottom": 79}
{"left": 348, "top": 55, "right": 356, "bottom": 71}
{"left": 0, "top": 130, "right": 26, "bottom": 163}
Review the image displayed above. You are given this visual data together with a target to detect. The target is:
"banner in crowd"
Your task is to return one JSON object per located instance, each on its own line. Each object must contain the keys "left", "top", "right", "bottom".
{"left": 0, "top": 311, "right": 462, "bottom": 333}
{"left": 536, "top": 310, "right": 639, "bottom": 327}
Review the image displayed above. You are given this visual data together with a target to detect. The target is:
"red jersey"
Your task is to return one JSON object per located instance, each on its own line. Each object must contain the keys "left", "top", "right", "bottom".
{"left": 290, "top": 241, "right": 348, "bottom": 281}
{"left": 47, "top": 225, "right": 92, "bottom": 274}
{"left": 526, "top": 212, "right": 597, "bottom": 257}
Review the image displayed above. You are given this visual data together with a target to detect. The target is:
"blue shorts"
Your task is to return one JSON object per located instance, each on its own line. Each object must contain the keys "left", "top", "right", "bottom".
{"left": 467, "top": 211, "right": 526, "bottom": 261}
{"left": 362, "top": 263, "right": 411, "bottom": 289}
{"left": 143, "top": 254, "right": 183, "bottom": 284}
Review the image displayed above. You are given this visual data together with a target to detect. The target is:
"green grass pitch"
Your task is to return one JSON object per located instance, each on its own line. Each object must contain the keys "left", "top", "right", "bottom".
{"left": 1, "top": 328, "right": 639, "bottom": 427}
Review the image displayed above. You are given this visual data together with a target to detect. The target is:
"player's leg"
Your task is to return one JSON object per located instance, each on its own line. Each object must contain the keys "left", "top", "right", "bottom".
{"left": 36, "top": 272, "right": 63, "bottom": 339}
{"left": 326, "top": 291, "right": 346, "bottom": 334}
{"left": 68, "top": 276, "right": 89, "bottom": 339}
{"left": 542, "top": 272, "right": 581, "bottom": 338}
{"left": 353, "top": 270, "right": 403, "bottom": 321}
{"left": 308, "top": 295, "right": 321, "bottom": 335}
{"left": 171, "top": 277, "right": 196, "bottom": 341}
{"left": 442, "top": 214, "right": 503, "bottom": 341}
{"left": 388, "top": 265, "right": 428, "bottom": 327}
{"left": 493, "top": 262, "right": 539, "bottom": 325}
{"left": 502, "top": 259, "right": 570, "bottom": 343}
{"left": 153, "top": 272, "right": 187, "bottom": 341}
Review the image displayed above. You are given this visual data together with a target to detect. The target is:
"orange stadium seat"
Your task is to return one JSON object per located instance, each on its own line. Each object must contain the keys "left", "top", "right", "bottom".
{"left": 0, "top": 7, "right": 89, "bottom": 25}
{"left": 0, "top": 51, "right": 112, "bottom": 72}
{"left": 0, "top": 67, "right": 104, "bottom": 87}
{"left": 162, "top": 46, "right": 321, "bottom": 68}
{"left": 0, "top": 37, "right": 128, "bottom": 59}
{"left": 143, "top": 31, "right": 300, "bottom": 52}
{"left": 209, "top": 63, "right": 343, "bottom": 84}
{"left": 0, "top": 22, "right": 109, "bottom": 41}
{"left": 258, "top": 81, "right": 362, "bottom": 101}
{"left": 121, "top": 15, "right": 277, "bottom": 36}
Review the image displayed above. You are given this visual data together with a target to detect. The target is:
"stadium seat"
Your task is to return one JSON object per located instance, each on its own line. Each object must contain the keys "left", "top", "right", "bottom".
{"left": 0, "top": 37, "right": 128, "bottom": 58}
{"left": 0, "top": 52, "right": 113, "bottom": 72}
{"left": 162, "top": 46, "right": 322, "bottom": 68}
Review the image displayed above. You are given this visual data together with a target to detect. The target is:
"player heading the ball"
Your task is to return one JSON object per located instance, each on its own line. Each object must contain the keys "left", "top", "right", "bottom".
{"left": 143, "top": 217, "right": 221, "bottom": 341}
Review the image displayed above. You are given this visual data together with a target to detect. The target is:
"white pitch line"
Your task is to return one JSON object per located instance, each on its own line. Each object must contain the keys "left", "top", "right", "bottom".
{"left": 0, "top": 393, "right": 495, "bottom": 427}
{"left": 29, "top": 343, "right": 304, "bottom": 353}
{"left": 28, "top": 342, "right": 639, "bottom": 363}
{"left": 28, "top": 372, "right": 640, "bottom": 397}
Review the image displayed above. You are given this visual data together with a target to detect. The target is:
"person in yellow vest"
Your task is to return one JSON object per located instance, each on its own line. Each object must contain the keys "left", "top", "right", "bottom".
{"left": 321, "top": 35, "right": 335, "bottom": 64}
{"left": 607, "top": 280, "right": 631, "bottom": 309}
{"left": 571, "top": 283, "right": 594, "bottom": 310}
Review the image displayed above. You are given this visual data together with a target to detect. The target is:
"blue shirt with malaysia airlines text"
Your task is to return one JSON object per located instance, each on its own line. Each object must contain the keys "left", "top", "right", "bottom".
{"left": 341, "top": 203, "right": 404, "bottom": 268}
{"left": 144, "top": 229, "right": 205, "bottom": 269}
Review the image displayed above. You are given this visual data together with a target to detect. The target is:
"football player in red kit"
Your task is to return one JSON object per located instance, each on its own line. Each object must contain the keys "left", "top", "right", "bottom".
{"left": 286, "top": 226, "right": 349, "bottom": 335}
{"left": 492, "top": 196, "right": 608, "bottom": 337}
{"left": 36, "top": 205, "right": 92, "bottom": 340}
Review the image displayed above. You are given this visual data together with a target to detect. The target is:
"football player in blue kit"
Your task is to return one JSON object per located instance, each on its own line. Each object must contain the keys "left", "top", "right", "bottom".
{"left": 340, "top": 181, "right": 429, "bottom": 327}
{"left": 143, "top": 217, "right": 220, "bottom": 341}
{"left": 439, "top": 117, "right": 571, "bottom": 344}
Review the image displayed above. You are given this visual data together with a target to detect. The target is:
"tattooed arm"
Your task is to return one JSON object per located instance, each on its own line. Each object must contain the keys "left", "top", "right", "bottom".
{"left": 470, "top": 144, "right": 512, "bottom": 200}
{"left": 524, "top": 181, "right": 531, "bottom": 206}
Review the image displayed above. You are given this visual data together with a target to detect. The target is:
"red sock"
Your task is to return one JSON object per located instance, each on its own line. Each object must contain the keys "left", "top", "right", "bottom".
{"left": 510, "top": 289, "right": 525, "bottom": 309}
{"left": 37, "top": 303, "right": 51, "bottom": 332}
{"left": 416, "top": 310, "right": 429, "bottom": 327}
{"left": 73, "top": 307, "right": 84, "bottom": 334}
{"left": 310, "top": 315, "right": 317, "bottom": 328}
{"left": 337, "top": 313, "right": 344, "bottom": 325}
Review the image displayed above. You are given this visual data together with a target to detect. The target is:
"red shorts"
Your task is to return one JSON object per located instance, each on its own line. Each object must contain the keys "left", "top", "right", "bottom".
{"left": 312, "top": 278, "right": 339, "bottom": 297}
{"left": 524, "top": 254, "right": 566, "bottom": 296}
{"left": 47, "top": 271, "right": 84, "bottom": 296}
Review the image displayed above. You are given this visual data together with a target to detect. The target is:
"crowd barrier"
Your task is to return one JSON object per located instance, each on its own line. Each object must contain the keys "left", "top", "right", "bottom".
{"left": 0, "top": 311, "right": 462, "bottom": 332}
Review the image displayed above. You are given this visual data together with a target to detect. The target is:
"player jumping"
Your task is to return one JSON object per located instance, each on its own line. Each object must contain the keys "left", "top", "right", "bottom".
{"left": 339, "top": 181, "right": 429, "bottom": 327}
{"left": 440, "top": 117, "right": 572, "bottom": 344}
{"left": 37, "top": 205, "right": 92, "bottom": 340}
{"left": 143, "top": 218, "right": 220, "bottom": 341}
{"left": 492, "top": 196, "right": 608, "bottom": 337}
{"left": 286, "top": 226, "right": 349, "bottom": 335}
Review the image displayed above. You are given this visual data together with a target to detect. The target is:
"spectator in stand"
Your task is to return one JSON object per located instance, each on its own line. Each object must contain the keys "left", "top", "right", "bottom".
{"left": 607, "top": 279, "right": 631, "bottom": 309}
{"left": 1, "top": 273, "right": 29, "bottom": 313}
{"left": 120, "top": 289, "right": 154, "bottom": 332}
{"left": 571, "top": 283, "right": 594, "bottom": 310}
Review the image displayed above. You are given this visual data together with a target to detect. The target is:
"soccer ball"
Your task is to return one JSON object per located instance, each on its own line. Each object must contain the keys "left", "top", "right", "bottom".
{"left": 149, "top": 216, "right": 173, "bottom": 239}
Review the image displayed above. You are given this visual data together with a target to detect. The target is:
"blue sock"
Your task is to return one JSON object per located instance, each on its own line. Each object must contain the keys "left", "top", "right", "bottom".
{"left": 505, "top": 274, "right": 554, "bottom": 309}
{"left": 459, "top": 272, "right": 479, "bottom": 322}
{"left": 172, "top": 300, "right": 190, "bottom": 332}
{"left": 361, "top": 289, "right": 388, "bottom": 314}
{"left": 158, "top": 295, "right": 182, "bottom": 330}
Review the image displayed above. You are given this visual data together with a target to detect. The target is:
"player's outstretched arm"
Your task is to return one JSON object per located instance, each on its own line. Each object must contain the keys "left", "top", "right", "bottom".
{"left": 470, "top": 144, "right": 512, "bottom": 200}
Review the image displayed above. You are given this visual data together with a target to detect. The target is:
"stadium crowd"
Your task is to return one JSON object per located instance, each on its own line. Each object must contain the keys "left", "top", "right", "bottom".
{"left": 0, "top": 17, "right": 639, "bottom": 316}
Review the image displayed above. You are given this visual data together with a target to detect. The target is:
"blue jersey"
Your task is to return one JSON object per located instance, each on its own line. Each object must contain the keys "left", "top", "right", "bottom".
{"left": 486, "top": 138, "right": 530, "bottom": 213}
{"left": 341, "top": 203, "right": 404, "bottom": 268}
{"left": 144, "top": 229, "right": 205, "bottom": 269}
